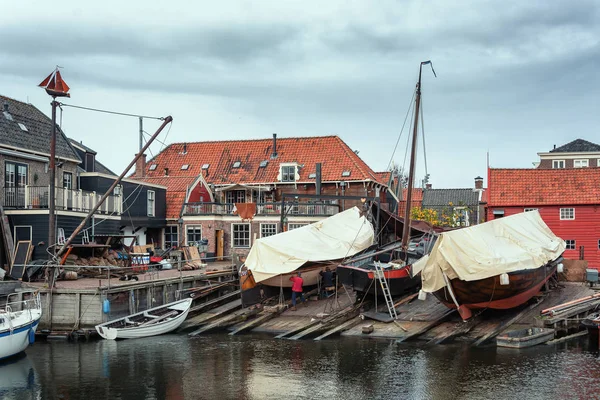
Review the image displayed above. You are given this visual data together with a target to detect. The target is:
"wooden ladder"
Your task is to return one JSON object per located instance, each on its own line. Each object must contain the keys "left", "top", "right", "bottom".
{"left": 374, "top": 261, "right": 397, "bottom": 320}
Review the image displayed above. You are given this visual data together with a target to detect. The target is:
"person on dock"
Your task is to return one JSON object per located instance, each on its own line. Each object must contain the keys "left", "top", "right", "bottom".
{"left": 320, "top": 267, "right": 335, "bottom": 298}
{"left": 289, "top": 272, "right": 306, "bottom": 311}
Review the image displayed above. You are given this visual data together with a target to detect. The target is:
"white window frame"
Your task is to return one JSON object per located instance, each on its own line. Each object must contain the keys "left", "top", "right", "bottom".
{"left": 232, "top": 223, "right": 251, "bottom": 248}
{"left": 279, "top": 163, "right": 298, "bottom": 182}
{"left": 565, "top": 239, "right": 576, "bottom": 250}
{"left": 552, "top": 160, "right": 565, "bottom": 169}
{"left": 260, "top": 223, "right": 278, "bottom": 238}
{"left": 186, "top": 225, "right": 203, "bottom": 245}
{"left": 560, "top": 208, "right": 574, "bottom": 220}
{"left": 573, "top": 159, "right": 589, "bottom": 168}
{"left": 147, "top": 190, "right": 155, "bottom": 217}
{"left": 13, "top": 225, "right": 32, "bottom": 242}
{"left": 524, "top": 208, "right": 538, "bottom": 212}
{"left": 164, "top": 225, "right": 179, "bottom": 248}
{"left": 62, "top": 172, "right": 73, "bottom": 189}
{"left": 597, "top": 159, "right": 600, "bottom": 167}
{"left": 453, "top": 207, "right": 470, "bottom": 227}
{"left": 288, "top": 223, "right": 307, "bottom": 230}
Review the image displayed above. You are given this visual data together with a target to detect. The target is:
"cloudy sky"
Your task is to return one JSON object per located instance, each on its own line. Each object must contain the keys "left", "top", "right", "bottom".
{"left": 2, "top": 0, "right": 599, "bottom": 188}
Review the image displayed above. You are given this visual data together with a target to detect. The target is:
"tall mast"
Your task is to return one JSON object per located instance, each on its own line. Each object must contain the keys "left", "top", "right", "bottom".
{"left": 401, "top": 61, "right": 435, "bottom": 251}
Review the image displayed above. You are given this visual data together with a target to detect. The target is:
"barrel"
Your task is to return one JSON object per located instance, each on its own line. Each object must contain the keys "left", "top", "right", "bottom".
{"left": 64, "top": 271, "right": 78, "bottom": 280}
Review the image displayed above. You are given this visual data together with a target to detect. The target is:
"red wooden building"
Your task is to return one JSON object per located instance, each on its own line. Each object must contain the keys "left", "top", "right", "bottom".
{"left": 487, "top": 167, "right": 600, "bottom": 270}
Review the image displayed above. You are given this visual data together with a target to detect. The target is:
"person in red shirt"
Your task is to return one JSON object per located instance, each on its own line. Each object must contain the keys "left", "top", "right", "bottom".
{"left": 289, "top": 272, "right": 306, "bottom": 311}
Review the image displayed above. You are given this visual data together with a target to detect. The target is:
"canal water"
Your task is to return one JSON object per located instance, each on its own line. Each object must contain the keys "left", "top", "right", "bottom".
{"left": 1, "top": 334, "right": 599, "bottom": 400}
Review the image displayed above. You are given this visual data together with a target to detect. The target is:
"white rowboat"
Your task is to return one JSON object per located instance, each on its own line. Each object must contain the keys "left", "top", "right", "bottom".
{"left": 95, "top": 298, "right": 192, "bottom": 340}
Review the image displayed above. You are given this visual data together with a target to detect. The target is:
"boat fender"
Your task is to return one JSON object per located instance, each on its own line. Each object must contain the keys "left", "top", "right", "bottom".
{"left": 28, "top": 329, "right": 35, "bottom": 344}
{"left": 500, "top": 273, "right": 510, "bottom": 286}
{"left": 557, "top": 263, "right": 564, "bottom": 273}
{"left": 418, "top": 290, "right": 427, "bottom": 301}
{"left": 103, "top": 299, "right": 111, "bottom": 314}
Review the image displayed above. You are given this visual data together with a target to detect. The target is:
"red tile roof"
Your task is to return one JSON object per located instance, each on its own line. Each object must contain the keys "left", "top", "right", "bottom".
{"left": 488, "top": 167, "right": 600, "bottom": 206}
{"left": 133, "top": 136, "right": 379, "bottom": 184}
{"left": 133, "top": 176, "right": 197, "bottom": 219}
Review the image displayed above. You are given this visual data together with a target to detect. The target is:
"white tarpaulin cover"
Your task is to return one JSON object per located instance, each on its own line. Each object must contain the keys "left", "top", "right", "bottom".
{"left": 246, "top": 207, "right": 375, "bottom": 283}
{"left": 412, "top": 210, "right": 565, "bottom": 293}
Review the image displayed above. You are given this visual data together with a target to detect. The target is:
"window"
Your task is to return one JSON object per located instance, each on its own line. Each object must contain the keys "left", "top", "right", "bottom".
{"left": 202, "top": 163, "right": 210, "bottom": 169}
{"left": 113, "top": 185, "right": 122, "bottom": 196}
{"left": 492, "top": 209, "right": 504, "bottom": 219}
{"left": 259, "top": 160, "right": 268, "bottom": 168}
{"left": 342, "top": 171, "right": 351, "bottom": 177}
{"left": 149, "top": 164, "right": 157, "bottom": 171}
{"left": 453, "top": 207, "right": 469, "bottom": 227}
{"left": 566, "top": 240, "right": 575, "bottom": 250}
{"left": 226, "top": 190, "right": 246, "bottom": 204}
{"left": 5, "top": 161, "right": 28, "bottom": 208}
{"left": 524, "top": 208, "right": 538, "bottom": 212}
{"left": 18, "top": 123, "right": 28, "bottom": 132}
{"left": 560, "top": 208, "right": 574, "bottom": 220}
{"left": 63, "top": 172, "right": 73, "bottom": 189}
{"left": 164, "top": 226, "right": 178, "bottom": 249}
{"left": 85, "top": 153, "right": 95, "bottom": 172}
{"left": 232, "top": 223, "right": 250, "bottom": 248}
{"left": 147, "top": 190, "right": 155, "bottom": 217}
{"left": 281, "top": 165, "right": 296, "bottom": 182}
{"left": 260, "top": 223, "right": 277, "bottom": 238}
{"left": 308, "top": 173, "right": 316, "bottom": 179}
{"left": 597, "top": 159, "right": 600, "bottom": 167}
{"left": 552, "top": 160, "right": 565, "bottom": 169}
{"left": 187, "top": 226, "right": 202, "bottom": 245}
{"left": 288, "top": 223, "right": 307, "bottom": 230}
{"left": 13, "top": 226, "right": 32, "bottom": 242}
{"left": 574, "top": 159, "right": 589, "bottom": 168}
{"left": 232, "top": 161, "right": 241, "bottom": 168}
{"left": 181, "top": 164, "right": 189, "bottom": 170}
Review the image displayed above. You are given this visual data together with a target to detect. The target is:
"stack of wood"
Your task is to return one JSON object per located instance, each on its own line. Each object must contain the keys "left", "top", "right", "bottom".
{"left": 181, "top": 246, "right": 206, "bottom": 271}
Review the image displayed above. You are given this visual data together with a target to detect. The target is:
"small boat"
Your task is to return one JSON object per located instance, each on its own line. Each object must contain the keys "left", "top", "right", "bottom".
{"left": 337, "top": 61, "right": 438, "bottom": 297}
{"left": 414, "top": 210, "right": 566, "bottom": 320}
{"left": 0, "top": 291, "right": 42, "bottom": 360}
{"left": 95, "top": 298, "right": 192, "bottom": 340}
{"left": 496, "top": 327, "right": 555, "bottom": 348}
{"left": 581, "top": 313, "right": 600, "bottom": 345}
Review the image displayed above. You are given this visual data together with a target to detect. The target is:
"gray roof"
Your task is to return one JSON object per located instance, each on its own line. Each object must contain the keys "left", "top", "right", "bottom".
{"left": 550, "top": 139, "right": 600, "bottom": 153}
{"left": 68, "top": 138, "right": 97, "bottom": 155}
{"left": 95, "top": 160, "right": 116, "bottom": 175}
{"left": 0, "top": 95, "right": 81, "bottom": 162}
{"left": 422, "top": 188, "right": 480, "bottom": 207}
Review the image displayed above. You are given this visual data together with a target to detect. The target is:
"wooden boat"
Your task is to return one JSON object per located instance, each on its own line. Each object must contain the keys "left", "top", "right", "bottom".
{"left": 432, "top": 261, "right": 559, "bottom": 319}
{"left": 0, "top": 291, "right": 42, "bottom": 360}
{"left": 337, "top": 61, "right": 437, "bottom": 298}
{"left": 496, "top": 327, "right": 555, "bottom": 348}
{"left": 581, "top": 312, "right": 600, "bottom": 345}
{"left": 95, "top": 298, "right": 192, "bottom": 340}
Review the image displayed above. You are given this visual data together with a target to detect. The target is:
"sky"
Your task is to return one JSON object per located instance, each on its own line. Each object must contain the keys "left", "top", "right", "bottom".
{"left": 1, "top": 0, "right": 599, "bottom": 188}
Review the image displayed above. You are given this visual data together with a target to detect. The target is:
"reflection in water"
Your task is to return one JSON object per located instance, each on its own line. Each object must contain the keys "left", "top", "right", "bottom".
{"left": 0, "top": 353, "right": 40, "bottom": 400}
{"left": 8, "top": 334, "right": 600, "bottom": 399}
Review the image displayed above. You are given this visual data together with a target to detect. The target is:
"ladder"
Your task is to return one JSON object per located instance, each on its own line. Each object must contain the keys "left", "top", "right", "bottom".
{"left": 374, "top": 261, "right": 397, "bottom": 320}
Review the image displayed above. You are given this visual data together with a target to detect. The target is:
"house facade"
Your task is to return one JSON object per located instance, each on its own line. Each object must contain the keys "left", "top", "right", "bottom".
{"left": 535, "top": 139, "right": 600, "bottom": 169}
{"left": 487, "top": 167, "right": 600, "bottom": 270}
{"left": 130, "top": 134, "right": 388, "bottom": 260}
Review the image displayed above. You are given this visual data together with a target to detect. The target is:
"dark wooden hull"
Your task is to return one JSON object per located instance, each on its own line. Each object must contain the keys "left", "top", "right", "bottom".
{"left": 433, "top": 264, "right": 557, "bottom": 312}
{"left": 336, "top": 263, "right": 420, "bottom": 297}
{"left": 581, "top": 314, "right": 600, "bottom": 346}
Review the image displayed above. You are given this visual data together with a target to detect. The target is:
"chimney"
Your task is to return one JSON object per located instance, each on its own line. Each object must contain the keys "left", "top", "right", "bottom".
{"left": 553, "top": 144, "right": 556, "bottom": 150}
{"left": 271, "top": 133, "right": 278, "bottom": 159}
{"left": 135, "top": 153, "right": 147, "bottom": 177}
{"left": 182, "top": 143, "right": 187, "bottom": 154}
{"left": 3, "top": 102, "right": 8, "bottom": 112}
{"left": 425, "top": 183, "right": 432, "bottom": 189}
{"left": 474, "top": 176, "right": 483, "bottom": 190}
{"left": 315, "top": 163, "right": 322, "bottom": 195}
{"left": 164, "top": 167, "right": 169, "bottom": 176}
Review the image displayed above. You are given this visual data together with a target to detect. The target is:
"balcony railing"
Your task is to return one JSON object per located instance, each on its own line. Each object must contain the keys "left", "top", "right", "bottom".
{"left": 182, "top": 202, "right": 339, "bottom": 217}
{"left": 3, "top": 185, "right": 122, "bottom": 215}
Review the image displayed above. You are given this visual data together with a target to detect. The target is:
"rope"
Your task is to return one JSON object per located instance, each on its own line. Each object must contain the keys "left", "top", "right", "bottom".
{"left": 385, "top": 91, "right": 416, "bottom": 173}
{"left": 70, "top": 288, "right": 100, "bottom": 334}
{"left": 58, "top": 102, "right": 164, "bottom": 120}
{"left": 419, "top": 94, "right": 428, "bottom": 178}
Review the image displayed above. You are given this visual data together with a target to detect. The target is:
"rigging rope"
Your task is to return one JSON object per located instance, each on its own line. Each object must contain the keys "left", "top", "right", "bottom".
{"left": 420, "top": 94, "right": 429, "bottom": 179}
{"left": 385, "top": 91, "right": 416, "bottom": 177}
{"left": 57, "top": 102, "right": 164, "bottom": 120}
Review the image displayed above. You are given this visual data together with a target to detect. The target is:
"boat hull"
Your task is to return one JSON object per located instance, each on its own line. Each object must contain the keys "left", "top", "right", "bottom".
{"left": 95, "top": 298, "right": 192, "bottom": 340}
{"left": 259, "top": 264, "right": 334, "bottom": 288}
{"left": 496, "top": 327, "right": 555, "bottom": 348}
{"left": 0, "top": 292, "right": 42, "bottom": 360}
{"left": 336, "top": 264, "right": 420, "bottom": 297}
{"left": 433, "top": 264, "right": 557, "bottom": 312}
{"left": 0, "top": 320, "right": 40, "bottom": 360}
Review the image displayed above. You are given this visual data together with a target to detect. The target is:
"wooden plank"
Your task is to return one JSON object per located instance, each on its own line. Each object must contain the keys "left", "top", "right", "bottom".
{"left": 188, "top": 307, "right": 261, "bottom": 336}
{"left": 179, "top": 298, "right": 242, "bottom": 331}
{"left": 473, "top": 299, "right": 544, "bottom": 347}
{"left": 0, "top": 204, "right": 14, "bottom": 263}
{"left": 314, "top": 316, "right": 362, "bottom": 341}
{"left": 9, "top": 240, "right": 31, "bottom": 279}
{"left": 426, "top": 316, "right": 481, "bottom": 345}
{"left": 188, "top": 290, "right": 241, "bottom": 314}
{"left": 275, "top": 319, "right": 322, "bottom": 340}
{"left": 289, "top": 306, "right": 360, "bottom": 340}
{"left": 545, "top": 330, "right": 587, "bottom": 345}
{"left": 396, "top": 309, "right": 455, "bottom": 343}
{"left": 229, "top": 306, "right": 284, "bottom": 335}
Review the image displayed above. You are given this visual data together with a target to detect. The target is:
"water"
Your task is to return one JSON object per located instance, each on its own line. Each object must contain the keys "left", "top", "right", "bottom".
{"left": 2, "top": 334, "right": 599, "bottom": 400}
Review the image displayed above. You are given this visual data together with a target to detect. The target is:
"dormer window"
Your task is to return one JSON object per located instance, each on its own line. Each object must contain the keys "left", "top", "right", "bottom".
{"left": 342, "top": 171, "right": 351, "bottom": 177}
{"left": 181, "top": 164, "right": 189, "bottom": 170}
{"left": 149, "top": 164, "right": 157, "bottom": 171}
{"left": 85, "top": 153, "right": 95, "bottom": 172}
{"left": 279, "top": 164, "right": 297, "bottom": 182}
{"left": 232, "top": 161, "right": 241, "bottom": 168}
{"left": 552, "top": 160, "right": 565, "bottom": 169}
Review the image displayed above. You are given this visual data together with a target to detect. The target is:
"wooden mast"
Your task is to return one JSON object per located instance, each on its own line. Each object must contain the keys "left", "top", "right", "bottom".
{"left": 401, "top": 61, "right": 434, "bottom": 251}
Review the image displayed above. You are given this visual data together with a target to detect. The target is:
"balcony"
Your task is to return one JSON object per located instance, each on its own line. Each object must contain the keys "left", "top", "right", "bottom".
{"left": 182, "top": 202, "right": 339, "bottom": 217}
{"left": 3, "top": 186, "right": 122, "bottom": 215}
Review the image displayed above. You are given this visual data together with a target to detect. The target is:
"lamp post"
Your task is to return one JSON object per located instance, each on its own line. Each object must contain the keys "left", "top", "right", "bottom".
{"left": 38, "top": 67, "right": 70, "bottom": 259}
